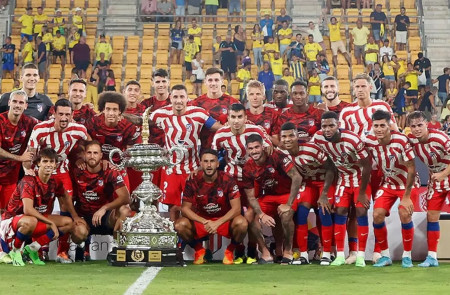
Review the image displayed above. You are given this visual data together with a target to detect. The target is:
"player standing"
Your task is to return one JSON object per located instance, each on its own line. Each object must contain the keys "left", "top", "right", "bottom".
{"left": 124, "top": 80, "right": 146, "bottom": 116}
{"left": 313, "top": 111, "right": 372, "bottom": 267}
{"left": 175, "top": 149, "right": 248, "bottom": 265}
{"left": 319, "top": 76, "right": 350, "bottom": 116}
{"left": 407, "top": 111, "right": 450, "bottom": 267}
{"left": 366, "top": 110, "right": 416, "bottom": 268}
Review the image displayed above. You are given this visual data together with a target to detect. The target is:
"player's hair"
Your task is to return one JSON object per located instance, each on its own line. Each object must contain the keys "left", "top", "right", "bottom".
{"left": 406, "top": 111, "right": 428, "bottom": 125}
{"left": 98, "top": 91, "right": 127, "bottom": 113}
{"left": 274, "top": 78, "right": 289, "bottom": 88}
{"left": 55, "top": 98, "right": 73, "bottom": 112}
{"left": 152, "top": 68, "right": 169, "bottom": 79}
{"left": 21, "top": 63, "right": 38, "bottom": 75}
{"left": 353, "top": 73, "right": 372, "bottom": 84}
{"left": 371, "top": 110, "right": 391, "bottom": 123}
{"left": 205, "top": 67, "right": 224, "bottom": 78}
{"left": 291, "top": 80, "right": 308, "bottom": 90}
{"left": 69, "top": 78, "right": 87, "bottom": 87}
{"left": 9, "top": 90, "right": 28, "bottom": 103}
{"left": 34, "top": 147, "right": 58, "bottom": 165}
{"left": 85, "top": 140, "right": 102, "bottom": 151}
{"left": 200, "top": 148, "right": 219, "bottom": 159}
{"left": 125, "top": 80, "right": 141, "bottom": 89}
{"left": 245, "top": 80, "right": 266, "bottom": 96}
{"left": 321, "top": 76, "right": 339, "bottom": 87}
{"left": 229, "top": 103, "right": 245, "bottom": 113}
{"left": 321, "top": 111, "right": 339, "bottom": 121}
{"left": 171, "top": 84, "right": 188, "bottom": 93}
{"left": 281, "top": 122, "right": 297, "bottom": 132}
{"left": 246, "top": 134, "right": 263, "bottom": 146}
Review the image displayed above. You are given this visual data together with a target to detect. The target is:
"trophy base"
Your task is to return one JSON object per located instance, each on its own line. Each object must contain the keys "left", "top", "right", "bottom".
{"left": 107, "top": 247, "right": 185, "bottom": 267}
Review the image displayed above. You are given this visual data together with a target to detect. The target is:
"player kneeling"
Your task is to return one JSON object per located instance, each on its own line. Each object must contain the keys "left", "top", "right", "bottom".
{"left": 175, "top": 149, "right": 248, "bottom": 265}
{"left": 71, "top": 141, "right": 131, "bottom": 261}
{"left": 0, "top": 148, "right": 86, "bottom": 266}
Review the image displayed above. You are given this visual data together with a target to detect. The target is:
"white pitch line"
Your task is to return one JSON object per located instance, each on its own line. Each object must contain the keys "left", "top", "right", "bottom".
{"left": 124, "top": 267, "right": 162, "bottom": 295}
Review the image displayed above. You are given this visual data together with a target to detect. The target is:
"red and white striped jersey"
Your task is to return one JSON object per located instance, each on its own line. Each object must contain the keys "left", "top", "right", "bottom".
{"left": 366, "top": 131, "right": 416, "bottom": 190}
{"left": 150, "top": 106, "right": 215, "bottom": 174}
{"left": 212, "top": 124, "right": 271, "bottom": 181}
{"left": 408, "top": 129, "right": 450, "bottom": 192}
{"left": 313, "top": 129, "right": 368, "bottom": 187}
{"left": 280, "top": 142, "right": 328, "bottom": 182}
{"left": 339, "top": 100, "right": 396, "bottom": 138}
{"left": 28, "top": 120, "right": 88, "bottom": 174}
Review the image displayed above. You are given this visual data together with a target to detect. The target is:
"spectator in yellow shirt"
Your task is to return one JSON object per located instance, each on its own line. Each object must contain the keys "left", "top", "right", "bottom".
{"left": 33, "top": 7, "right": 48, "bottom": 38}
{"left": 213, "top": 36, "right": 221, "bottom": 66}
{"left": 328, "top": 12, "right": 351, "bottom": 67}
{"left": 22, "top": 37, "right": 34, "bottom": 64}
{"left": 68, "top": 26, "right": 81, "bottom": 64}
{"left": 350, "top": 19, "right": 370, "bottom": 65}
{"left": 52, "top": 30, "right": 67, "bottom": 67}
{"left": 364, "top": 36, "right": 379, "bottom": 68}
{"left": 308, "top": 69, "right": 322, "bottom": 105}
{"left": 19, "top": 7, "right": 34, "bottom": 42}
{"left": 304, "top": 34, "right": 322, "bottom": 76}
{"left": 72, "top": 7, "right": 85, "bottom": 36}
{"left": 236, "top": 61, "right": 252, "bottom": 102}
{"left": 252, "top": 24, "right": 264, "bottom": 69}
{"left": 94, "top": 34, "right": 113, "bottom": 64}
{"left": 400, "top": 62, "right": 421, "bottom": 100}
{"left": 262, "top": 36, "right": 278, "bottom": 62}
{"left": 184, "top": 35, "right": 199, "bottom": 77}
{"left": 51, "top": 9, "right": 66, "bottom": 35}
{"left": 278, "top": 21, "right": 292, "bottom": 61}
{"left": 282, "top": 67, "right": 295, "bottom": 88}
{"left": 39, "top": 25, "right": 53, "bottom": 53}
{"left": 270, "top": 52, "right": 283, "bottom": 80}
{"left": 188, "top": 18, "right": 202, "bottom": 51}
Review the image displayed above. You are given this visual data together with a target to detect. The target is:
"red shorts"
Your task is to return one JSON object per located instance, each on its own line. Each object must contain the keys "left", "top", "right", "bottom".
{"left": 334, "top": 184, "right": 372, "bottom": 208}
{"left": 298, "top": 180, "right": 336, "bottom": 207}
{"left": 370, "top": 169, "right": 383, "bottom": 199}
{"left": 426, "top": 187, "right": 450, "bottom": 211}
{"left": 53, "top": 173, "right": 73, "bottom": 196}
{"left": 160, "top": 169, "right": 188, "bottom": 206}
{"left": 194, "top": 218, "right": 231, "bottom": 239}
{"left": 0, "top": 183, "right": 17, "bottom": 209}
{"left": 374, "top": 187, "right": 412, "bottom": 216}
{"left": 258, "top": 193, "right": 298, "bottom": 218}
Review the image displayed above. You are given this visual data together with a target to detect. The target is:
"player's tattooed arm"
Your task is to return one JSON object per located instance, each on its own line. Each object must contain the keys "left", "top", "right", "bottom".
{"left": 357, "top": 156, "right": 372, "bottom": 208}
{"left": 284, "top": 167, "right": 302, "bottom": 208}
{"left": 318, "top": 158, "right": 336, "bottom": 214}
{"left": 245, "top": 188, "right": 276, "bottom": 227}
{"left": 122, "top": 113, "right": 143, "bottom": 125}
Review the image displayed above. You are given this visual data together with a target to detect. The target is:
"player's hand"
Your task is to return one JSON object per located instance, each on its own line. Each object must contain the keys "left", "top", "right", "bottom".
{"left": 92, "top": 207, "right": 107, "bottom": 226}
{"left": 431, "top": 172, "right": 447, "bottom": 182}
{"left": 75, "top": 158, "right": 86, "bottom": 170}
{"left": 204, "top": 220, "right": 220, "bottom": 234}
{"left": 400, "top": 197, "right": 415, "bottom": 216}
{"left": 24, "top": 167, "right": 36, "bottom": 176}
{"left": 73, "top": 216, "right": 85, "bottom": 226}
{"left": 188, "top": 169, "right": 200, "bottom": 180}
{"left": 357, "top": 192, "right": 370, "bottom": 209}
{"left": 316, "top": 102, "right": 328, "bottom": 112}
{"left": 259, "top": 213, "right": 276, "bottom": 227}
{"left": 50, "top": 222, "right": 59, "bottom": 240}
{"left": 277, "top": 204, "right": 292, "bottom": 215}
{"left": 18, "top": 150, "right": 34, "bottom": 162}
{"left": 318, "top": 195, "right": 332, "bottom": 214}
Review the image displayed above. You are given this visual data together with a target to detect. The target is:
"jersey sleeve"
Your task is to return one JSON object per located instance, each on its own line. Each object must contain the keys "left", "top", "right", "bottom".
{"left": 108, "top": 169, "right": 126, "bottom": 192}
{"left": 402, "top": 138, "right": 415, "bottom": 162}
{"left": 19, "top": 177, "right": 36, "bottom": 201}
{"left": 354, "top": 138, "right": 369, "bottom": 160}
{"left": 182, "top": 178, "right": 196, "bottom": 203}
{"left": 276, "top": 151, "right": 295, "bottom": 175}
{"left": 226, "top": 176, "right": 241, "bottom": 201}
{"left": 241, "top": 163, "right": 255, "bottom": 190}
{"left": 28, "top": 126, "right": 40, "bottom": 149}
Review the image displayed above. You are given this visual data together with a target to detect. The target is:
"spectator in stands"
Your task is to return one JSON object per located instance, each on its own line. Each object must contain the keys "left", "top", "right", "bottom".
{"left": 21, "top": 36, "right": 34, "bottom": 65}
{"left": 418, "top": 86, "right": 437, "bottom": 119}
{"left": 219, "top": 34, "right": 237, "bottom": 81}
{"left": 441, "top": 103, "right": 450, "bottom": 123}
{"left": 187, "top": 0, "right": 201, "bottom": 21}
{"left": 260, "top": 11, "right": 274, "bottom": 43}
{"left": 370, "top": 4, "right": 387, "bottom": 45}
{"left": 19, "top": 7, "right": 34, "bottom": 43}
{"left": 341, "top": 0, "right": 351, "bottom": 10}
{"left": 400, "top": 62, "right": 421, "bottom": 104}
{"left": 369, "top": 62, "right": 385, "bottom": 100}
{"left": 39, "top": 25, "right": 53, "bottom": 59}
{"left": 432, "top": 67, "right": 450, "bottom": 105}
{"left": 379, "top": 39, "right": 393, "bottom": 61}
{"left": 105, "top": 69, "right": 116, "bottom": 91}
{"left": 271, "top": 51, "right": 283, "bottom": 81}
{"left": 141, "top": 0, "right": 157, "bottom": 21}
{"left": 191, "top": 52, "right": 205, "bottom": 96}
{"left": 290, "top": 54, "right": 304, "bottom": 82}
{"left": 278, "top": 21, "right": 292, "bottom": 61}
{"left": 242, "top": 49, "right": 251, "bottom": 65}
{"left": 304, "top": 34, "right": 322, "bottom": 76}
{"left": 0, "top": 0, "right": 7, "bottom": 11}
{"left": 205, "top": 0, "right": 219, "bottom": 22}
{"left": 156, "top": 0, "right": 174, "bottom": 22}
{"left": 386, "top": 79, "right": 398, "bottom": 106}
{"left": 359, "top": 0, "right": 371, "bottom": 9}
{"left": 414, "top": 52, "right": 432, "bottom": 86}
{"left": 228, "top": 0, "right": 241, "bottom": 21}
{"left": 394, "top": 7, "right": 410, "bottom": 51}
{"left": 188, "top": 18, "right": 202, "bottom": 51}
{"left": 428, "top": 114, "right": 442, "bottom": 130}
{"left": 262, "top": 36, "right": 278, "bottom": 62}
{"left": 258, "top": 61, "right": 275, "bottom": 101}
{"left": 68, "top": 26, "right": 81, "bottom": 64}
{"left": 33, "top": 7, "right": 48, "bottom": 40}
{"left": 52, "top": 30, "right": 66, "bottom": 68}
{"left": 94, "top": 34, "right": 113, "bottom": 65}
{"left": 287, "top": 33, "right": 304, "bottom": 62}
{"left": 170, "top": 19, "right": 185, "bottom": 65}
{"left": 304, "top": 20, "right": 325, "bottom": 50}
{"left": 282, "top": 67, "right": 295, "bottom": 88}
{"left": 36, "top": 36, "right": 47, "bottom": 80}
{"left": 174, "top": 0, "right": 186, "bottom": 20}
{"left": 87, "top": 66, "right": 100, "bottom": 106}
{"left": 213, "top": 36, "right": 221, "bottom": 65}
{"left": 72, "top": 7, "right": 85, "bottom": 36}
{"left": 350, "top": 19, "right": 370, "bottom": 65}
{"left": 233, "top": 25, "right": 246, "bottom": 65}
{"left": 0, "top": 36, "right": 15, "bottom": 79}
{"left": 73, "top": 36, "right": 91, "bottom": 79}
{"left": 308, "top": 69, "right": 322, "bottom": 106}
{"left": 316, "top": 53, "right": 330, "bottom": 81}
{"left": 393, "top": 81, "right": 409, "bottom": 130}
{"left": 381, "top": 55, "right": 397, "bottom": 90}
{"left": 51, "top": 9, "right": 66, "bottom": 35}
{"left": 328, "top": 12, "right": 351, "bottom": 67}
{"left": 97, "top": 52, "right": 110, "bottom": 85}
{"left": 251, "top": 24, "right": 264, "bottom": 70}
{"left": 364, "top": 35, "right": 379, "bottom": 69}
{"left": 236, "top": 60, "right": 251, "bottom": 102}
{"left": 276, "top": 8, "right": 292, "bottom": 32}
{"left": 184, "top": 35, "right": 199, "bottom": 78}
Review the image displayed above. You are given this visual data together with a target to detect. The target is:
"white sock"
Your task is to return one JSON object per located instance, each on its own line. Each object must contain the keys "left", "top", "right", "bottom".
{"left": 300, "top": 251, "right": 308, "bottom": 259}
{"left": 349, "top": 250, "right": 357, "bottom": 256}
{"left": 28, "top": 241, "right": 41, "bottom": 252}
{"left": 381, "top": 249, "right": 390, "bottom": 258}
{"left": 357, "top": 251, "right": 365, "bottom": 258}
{"left": 322, "top": 252, "right": 331, "bottom": 259}
{"left": 402, "top": 251, "right": 411, "bottom": 259}
{"left": 337, "top": 251, "right": 345, "bottom": 258}
{"left": 428, "top": 251, "right": 437, "bottom": 259}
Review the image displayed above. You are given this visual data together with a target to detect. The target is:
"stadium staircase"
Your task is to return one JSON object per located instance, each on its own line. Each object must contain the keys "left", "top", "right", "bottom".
{"left": 421, "top": 0, "right": 450, "bottom": 78}
{"left": 103, "top": 0, "right": 139, "bottom": 36}
{"left": 291, "top": 0, "right": 323, "bottom": 28}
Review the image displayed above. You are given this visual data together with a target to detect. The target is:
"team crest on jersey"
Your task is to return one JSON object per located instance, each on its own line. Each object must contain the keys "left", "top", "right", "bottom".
{"left": 309, "top": 119, "right": 315, "bottom": 126}
{"left": 21, "top": 130, "right": 26, "bottom": 137}
{"left": 186, "top": 124, "right": 192, "bottom": 131}
{"left": 268, "top": 167, "right": 275, "bottom": 173}
{"left": 217, "top": 189, "right": 223, "bottom": 197}
{"left": 264, "top": 120, "right": 270, "bottom": 129}
{"left": 117, "top": 175, "right": 124, "bottom": 183}
{"left": 222, "top": 108, "right": 227, "bottom": 114}
{"left": 429, "top": 152, "right": 437, "bottom": 160}
{"left": 98, "top": 179, "right": 104, "bottom": 186}
{"left": 37, "top": 104, "right": 43, "bottom": 113}
{"left": 116, "top": 136, "right": 123, "bottom": 142}
{"left": 64, "top": 141, "right": 70, "bottom": 147}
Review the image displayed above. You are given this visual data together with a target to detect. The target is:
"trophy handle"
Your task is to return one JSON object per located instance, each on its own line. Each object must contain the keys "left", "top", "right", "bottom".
{"left": 167, "top": 146, "right": 186, "bottom": 167}
{"left": 109, "top": 148, "right": 126, "bottom": 170}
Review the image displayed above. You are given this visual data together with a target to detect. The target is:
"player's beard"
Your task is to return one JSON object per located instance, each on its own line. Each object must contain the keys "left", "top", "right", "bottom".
{"left": 325, "top": 91, "right": 338, "bottom": 102}
{"left": 203, "top": 167, "right": 217, "bottom": 178}
{"left": 87, "top": 158, "right": 101, "bottom": 169}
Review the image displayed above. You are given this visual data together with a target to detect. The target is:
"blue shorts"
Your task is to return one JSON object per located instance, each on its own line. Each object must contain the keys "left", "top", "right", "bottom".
{"left": 205, "top": 5, "right": 218, "bottom": 15}
{"left": 406, "top": 89, "right": 418, "bottom": 97}
{"left": 372, "top": 29, "right": 386, "bottom": 42}
{"left": 384, "top": 75, "right": 395, "bottom": 81}
{"left": 2, "top": 62, "right": 14, "bottom": 71}
{"left": 308, "top": 95, "right": 322, "bottom": 103}
{"left": 228, "top": 1, "right": 241, "bottom": 13}
{"left": 20, "top": 33, "right": 33, "bottom": 41}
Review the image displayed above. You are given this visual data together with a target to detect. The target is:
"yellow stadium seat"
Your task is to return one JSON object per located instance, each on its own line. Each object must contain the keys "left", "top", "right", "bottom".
{"left": 339, "top": 80, "right": 351, "bottom": 95}
{"left": 374, "top": 0, "right": 385, "bottom": 7}
{"left": 336, "top": 65, "right": 349, "bottom": 80}
{"left": 73, "top": 0, "right": 86, "bottom": 9}
{"left": 246, "top": 0, "right": 257, "bottom": 9}
{"left": 246, "top": 9, "right": 257, "bottom": 23}
{"left": 202, "top": 52, "right": 213, "bottom": 65}
{"left": 185, "top": 81, "right": 194, "bottom": 95}
{"left": 62, "top": 79, "right": 70, "bottom": 94}
{"left": 156, "top": 36, "right": 170, "bottom": 51}
{"left": 217, "top": 9, "right": 228, "bottom": 22}
{"left": 113, "top": 36, "right": 125, "bottom": 50}
{"left": 48, "top": 95, "right": 59, "bottom": 103}
{"left": 1, "top": 79, "right": 14, "bottom": 93}
{"left": 337, "top": 54, "right": 348, "bottom": 65}
{"left": 361, "top": 9, "right": 372, "bottom": 23}
{"left": 396, "top": 50, "right": 407, "bottom": 60}
{"left": 408, "top": 10, "right": 418, "bottom": 23}
{"left": 156, "top": 51, "right": 168, "bottom": 66}
{"left": 390, "top": 9, "right": 400, "bottom": 23}
{"left": 230, "top": 80, "right": 240, "bottom": 96}
{"left": 124, "top": 65, "right": 137, "bottom": 80}
{"left": 47, "top": 79, "right": 61, "bottom": 94}
{"left": 143, "top": 24, "right": 156, "bottom": 35}
{"left": 49, "top": 65, "right": 62, "bottom": 79}
{"left": 11, "top": 36, "right": 21, "bottom": 48}
{"left": 43, "top": 8, "right": 55, "bottom": 16}
{"left": 170, "top": 65, "right": 183, "bottom": 80}
{"left": 390, "top": 0, "right": 401, "bottom": 9}
{"left": 347, "top": 8, "right": 359, "bottom": 23}
{"left": 59, "top": 0, "right": 71, "bottom": 8}
{"left": 88, "top": 0, "right": 100, "bottom": 8}
{"left": 260, "top": 0, "right": 272, "bottom": 10}
{"left": 141, "top": 51, "right": 154, "bottom": 65}
{"left": 86, "top": 8, "right": 98, "bottom": 22}
{"left": 274, "top": 0, "right": 285, "bottom": 9}
{"left": 340, "top": 94, "right": 352, "bottom": 103}
{"left": 142, "top": 36, "right": 155, "bottom": 51}
{"left": 352, "top": 65, "right": 365, "bottom": 79}
{"left": 139, "top": 79, "right": 151, "bottom": 96}
{"left": 15, "top": 0, "right": 28, "bottom": 8}
{"left": 127, "top": 36, "right": 140, "bottom": 51}
{"left": 36, "top": 81, "right": 45, "bottom": 93}
{"left": 140, "top": 65, "right": 153, "bottom": 79}
{"left": 126, "top": 52, "right": 139, "bottom": 65}
{"left": 408, "top": 37, "right": 421, "bottom": 51}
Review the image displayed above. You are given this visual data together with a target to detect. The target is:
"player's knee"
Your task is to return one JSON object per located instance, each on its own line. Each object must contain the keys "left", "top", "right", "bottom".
{"left": 232, "top": 216, "right": 248, "bottom": 232}
{"left": 373, "top": 210, "right": 386, "bottom": 224}
{"left": 17, "top": 216, "right": 38, "bottom": 233}
{"left": 355, "top": 207, "right": 367, "bottom": 218}
{"left": 398, "top": 208, "right": 411, "bottom": 223}
{"left": 427, "top": 210, "right": 440, "bottom": 222}
{"left": 71, "top": 222, "right": 89, "bottom": 244}
{"left": 174, "top": 217, "right": 190, "bottom": 233}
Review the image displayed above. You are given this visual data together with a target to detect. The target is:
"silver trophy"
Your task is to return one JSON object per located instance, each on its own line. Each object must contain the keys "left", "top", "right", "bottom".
{"left": 108, "top": 108, "right": 185, "bottom": 266}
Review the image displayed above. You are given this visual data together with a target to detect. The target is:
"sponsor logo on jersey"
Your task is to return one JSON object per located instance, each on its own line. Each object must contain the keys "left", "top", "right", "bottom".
{"left": 83, "top": 191, "right": 99, "bottom": 201}
{"left": 204, "top": 203, "right": 221, "bottom": 214}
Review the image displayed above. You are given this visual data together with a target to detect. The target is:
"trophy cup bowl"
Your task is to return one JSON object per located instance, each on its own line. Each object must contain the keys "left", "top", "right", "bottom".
{"left": 107, "top": 108, "right": 186, "bottom": 267}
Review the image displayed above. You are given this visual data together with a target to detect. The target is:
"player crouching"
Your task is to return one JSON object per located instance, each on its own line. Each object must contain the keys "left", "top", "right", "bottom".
{"left": 0, "top": 148, "right": 86, "bottom": 266}
{"left": 175, "top": 149, "right": 248, "bottom": 265}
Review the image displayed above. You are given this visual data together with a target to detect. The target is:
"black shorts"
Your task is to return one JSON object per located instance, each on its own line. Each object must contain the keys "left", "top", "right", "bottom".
{"left": 185, "top": 61, "right": 192, "bottom": 71}
{"left": 406, "top": 89, "right": 418, "bottom": 97}
{"left": 75, "top": 60, "right": 90, "bottom": 71}
{"left": 53, "top": 50, "right": 66, "bottom": 57}
{"left": 221, "top": 60, "right": 237, "bottom": 74}
{"left": 83, "top": 210, "right": 114, "bottom": 235}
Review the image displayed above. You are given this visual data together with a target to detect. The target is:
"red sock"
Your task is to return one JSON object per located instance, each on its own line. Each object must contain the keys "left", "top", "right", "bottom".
{"left": 194, "top": 242, "right": 203, "bottom": 251}
{"left": 357, "top": 225, "right": 369, "bottom": 252}
{"left": 57, "top": 233, "right": 70, "bottom": 255}
{"left": 321, "top": 225, "right": 333, "bottom": 252}
{"left": 374, "top": 241, "right": 381, "bottom": 253}
{"left": 14, "top": 231, "right": 29, "bottom": 249}
{"left": 373, "top": 223, "right": 388, "bottom": 251}
{"left": 427, "top": 230, "right": 440, "bottom": 252}
{"left": 226, "top": 243, "right": 236, "bottom": 252}
{"left": 295, "top": 224, "right": 308, "bottom": 252}
{"left": 334, "top": 223, "right": 346, "bottom": 252}
{"left": 348, "top": 238, "right": 358, "bottom": 252}
{"left": 35, "top": 231, "right": 53, "bottom": 247}
{"left": 31, "top": 221, "right": 48, "bottom": 237}
{"left": 402, "top": 227, "right": 414, "bottom": 252}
